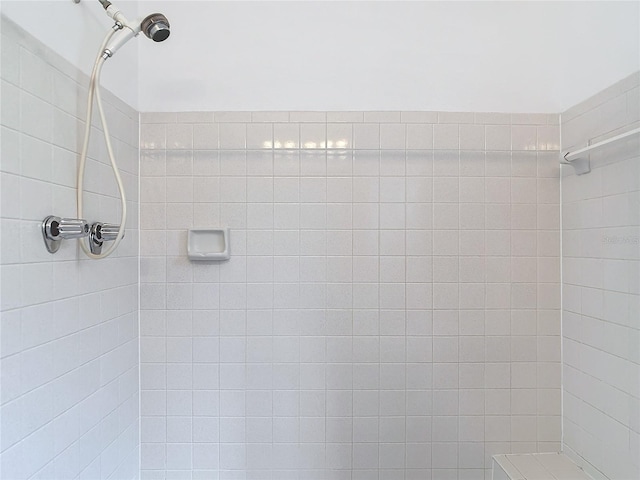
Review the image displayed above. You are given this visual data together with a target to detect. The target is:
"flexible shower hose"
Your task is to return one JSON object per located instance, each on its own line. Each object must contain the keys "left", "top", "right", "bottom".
{"left": 77, "top": 26, "right": 127, "bottom": 259}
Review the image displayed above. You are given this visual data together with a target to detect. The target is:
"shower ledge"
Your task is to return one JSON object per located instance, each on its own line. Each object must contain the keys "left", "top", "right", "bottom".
{"left": 492, "top": 452, "right": 593, "bottom": 480}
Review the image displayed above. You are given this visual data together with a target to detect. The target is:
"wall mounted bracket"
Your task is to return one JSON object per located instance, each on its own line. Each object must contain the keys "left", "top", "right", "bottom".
{"left": 559, "top": 154, "right": 591, "bottom": 175}
{"left": 559, "top": 127, "right": 640, "bottom": 176}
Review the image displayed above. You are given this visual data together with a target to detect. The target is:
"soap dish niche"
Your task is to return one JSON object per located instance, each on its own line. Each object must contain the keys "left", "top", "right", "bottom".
{"left": 188, "top": 228, "right": 230, "bottom": 261}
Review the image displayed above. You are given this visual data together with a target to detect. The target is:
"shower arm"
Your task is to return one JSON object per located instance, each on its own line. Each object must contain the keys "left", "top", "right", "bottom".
{"left": 75, "top": 0, "right": 141, "bottom": 32}
{"left": 71, "top": 1, "right": 140, "bottom": 59}
{"left": 98, "top": 1, "right": 143, "bottom": 57}
{"left": 102, "top": 2, "right": 139, "bottom": 32}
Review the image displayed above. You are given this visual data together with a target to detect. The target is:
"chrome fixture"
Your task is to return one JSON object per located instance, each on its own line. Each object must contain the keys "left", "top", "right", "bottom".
{"left": 42, "top": 216, "right": 89, "bottom": 254}
{"left": 141, "top": 13, "right": 171, "bottom": 42}
{"left": 88, "top": 222, "right": 124, "bottom": 255}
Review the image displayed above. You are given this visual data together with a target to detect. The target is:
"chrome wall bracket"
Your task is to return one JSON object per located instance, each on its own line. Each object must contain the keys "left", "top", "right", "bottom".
{"left": 42, "top": 216, "right": 89, "bottom": 254}
{"left": 89, "top": 222, "right": 123, "bottom": 255}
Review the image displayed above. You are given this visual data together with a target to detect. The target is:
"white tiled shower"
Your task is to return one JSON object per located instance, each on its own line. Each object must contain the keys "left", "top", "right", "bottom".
{"left": 0, "top": 6, "right": 638, "bottom": 480}
{"left": 560, "top": 75, "right": 640, "bottom": 480}
{"left": 138, "top": 111, "right": 562, "bottom": 479}
{"left": 0, "top": 16, "right": 140, "bottom": 480}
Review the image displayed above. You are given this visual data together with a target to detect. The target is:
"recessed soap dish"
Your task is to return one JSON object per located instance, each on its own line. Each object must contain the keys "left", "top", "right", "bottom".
{"left": 187, "top": 228, "right": 230, "bottom": 261}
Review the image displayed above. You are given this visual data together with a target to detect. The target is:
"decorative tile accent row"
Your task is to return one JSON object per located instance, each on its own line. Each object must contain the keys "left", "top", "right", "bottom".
{"left": 140, "top": 111, "right": 560, "bottom": 152}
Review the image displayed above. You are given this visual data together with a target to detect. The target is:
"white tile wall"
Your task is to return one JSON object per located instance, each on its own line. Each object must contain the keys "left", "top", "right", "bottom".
{"left": 139, "top": 110, "right": 562, "bottom": 479}
{"left": 561, "top": 71, "right": 640, "bottom": 480}
{"left": 0, "top": 16, "right": 139, "bottom": 480}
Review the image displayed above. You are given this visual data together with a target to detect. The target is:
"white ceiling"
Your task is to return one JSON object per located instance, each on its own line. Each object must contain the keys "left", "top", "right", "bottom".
{"left": 137, "top": 1, "right": 639, "bottom": 112}
{"left": 3, "top": 1, "right": 639, "bottom": 113}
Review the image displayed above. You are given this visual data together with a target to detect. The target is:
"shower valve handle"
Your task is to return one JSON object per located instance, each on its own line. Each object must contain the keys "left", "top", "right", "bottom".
{"left": 42, "top": 216, "right": 89, "bottom": 253}
{"left": 89, "top": 222, "right": 124, "bottom": 255}
{"left": 43, "top": 216, "right": 89, "bottom": 240}
{"left": 92, "top": 223, "right": 123, "bottom": 242}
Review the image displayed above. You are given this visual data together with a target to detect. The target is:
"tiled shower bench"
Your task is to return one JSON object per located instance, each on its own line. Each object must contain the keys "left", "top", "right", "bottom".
{"left": 493, "top": 453, "right": 592, "bottom": 480}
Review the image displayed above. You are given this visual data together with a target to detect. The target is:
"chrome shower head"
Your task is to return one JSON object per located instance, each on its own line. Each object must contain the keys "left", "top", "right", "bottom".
{"left": 96, "top": 0, "right": 171, "bottom": 57}
{"left": 141, "top": 13, "right": 171, "bottom": 42}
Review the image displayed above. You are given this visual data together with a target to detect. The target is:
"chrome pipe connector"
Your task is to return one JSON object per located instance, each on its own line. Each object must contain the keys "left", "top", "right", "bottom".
{"left": 42, "top": 216, "right": 89, "bottom": 253}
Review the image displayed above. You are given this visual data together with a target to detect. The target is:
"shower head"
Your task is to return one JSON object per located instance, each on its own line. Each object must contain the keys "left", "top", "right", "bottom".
{"left": 97, "top": 1, "right": 170, "bottom": 57}
{"left": 141, "top": 13, "right": 171, "bottom": 42}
